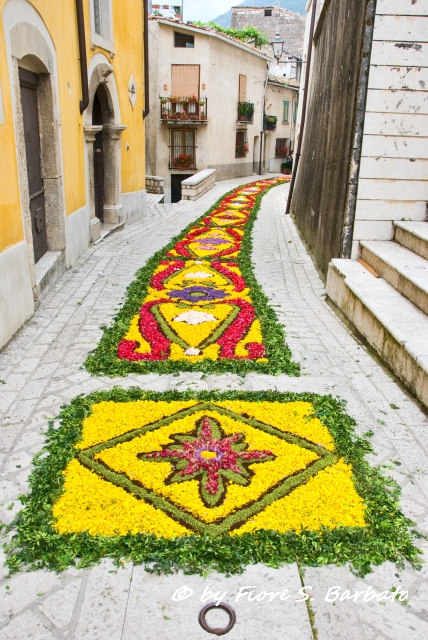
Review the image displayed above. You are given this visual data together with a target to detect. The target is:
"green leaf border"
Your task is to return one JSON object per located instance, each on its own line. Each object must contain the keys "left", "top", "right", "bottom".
{"left": 84, "top": 181, "right": 300, "bottom": 377}
{"left": 3, "top": 388, "right": 422, "bottom": 577}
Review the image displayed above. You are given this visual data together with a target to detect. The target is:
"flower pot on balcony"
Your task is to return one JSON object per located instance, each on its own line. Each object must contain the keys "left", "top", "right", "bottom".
{"left": 200, "top": 115, "right": 207, "bottom": 121}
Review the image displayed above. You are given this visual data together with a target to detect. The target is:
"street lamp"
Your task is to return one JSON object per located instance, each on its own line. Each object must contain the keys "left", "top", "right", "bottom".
{"left": 271, "top": 32, "right": 285, "bottom": 63}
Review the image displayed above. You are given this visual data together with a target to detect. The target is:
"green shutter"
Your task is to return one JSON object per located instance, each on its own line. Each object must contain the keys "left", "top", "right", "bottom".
{"left": 283, "top": 101, "right": 289, "bottom": 122}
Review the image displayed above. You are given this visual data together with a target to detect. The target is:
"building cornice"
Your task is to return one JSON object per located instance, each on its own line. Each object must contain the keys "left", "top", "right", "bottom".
{"left": 156, "top": 19, "right": 271, "bottom": 61}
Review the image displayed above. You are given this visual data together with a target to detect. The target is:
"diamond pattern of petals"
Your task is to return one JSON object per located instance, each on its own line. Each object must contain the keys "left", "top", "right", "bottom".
{"left": 138, "top": 416, "right": 275, "bottom": 507}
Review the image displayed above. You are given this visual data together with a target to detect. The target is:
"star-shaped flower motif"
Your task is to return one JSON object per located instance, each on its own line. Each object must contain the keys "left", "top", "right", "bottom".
{"left": 138, "top": 416, "right": 275, "bottom": 507}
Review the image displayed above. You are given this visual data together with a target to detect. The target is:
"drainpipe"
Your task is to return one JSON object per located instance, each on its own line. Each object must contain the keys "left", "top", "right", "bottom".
{"left": 285, "top": 0, "right": 317, "bottom": 214}
{"left": 143, "top": 0, "right": 150, "bottom": 118}
{"left": 75, "top": 0, "right": 89, "bottom": 114}
{"left": 259, "top": 61, "right": 270, "bottom": 175}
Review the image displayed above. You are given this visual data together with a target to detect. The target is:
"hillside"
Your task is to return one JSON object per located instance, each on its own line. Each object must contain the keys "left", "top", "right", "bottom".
{"left": 211, "top": 0, "right": 307, "bottom": 28}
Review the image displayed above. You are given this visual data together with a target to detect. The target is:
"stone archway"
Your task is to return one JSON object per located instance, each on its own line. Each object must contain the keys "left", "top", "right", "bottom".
{"left": 84, "top": 59, "right": 126, "bottom": 242}
{"left": 4, "top": 4, "right": 66, "bottom": 295}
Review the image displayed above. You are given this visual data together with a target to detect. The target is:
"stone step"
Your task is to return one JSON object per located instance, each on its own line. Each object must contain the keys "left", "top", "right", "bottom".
{"left": 394, "top": 220, "right": 428, "bottom": 260}
{"left": 326, "top": 259, "right": 428, "bottom": 410}
{"left": 360, "top": 240, "right": 428, "bottom": 316}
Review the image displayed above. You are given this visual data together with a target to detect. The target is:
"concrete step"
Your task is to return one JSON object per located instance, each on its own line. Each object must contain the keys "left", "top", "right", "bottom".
{"left": 326, "top": 259, "right": 428, "bottom": 410}
{"left": 360, "top": 240, "right": 428, "bottom": 315}
{"left": 394, "top": 220, "right": 428, "bottom": 260}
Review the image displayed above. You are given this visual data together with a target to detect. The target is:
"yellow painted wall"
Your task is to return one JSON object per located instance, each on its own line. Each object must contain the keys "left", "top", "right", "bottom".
{"left": 0, "top": 6, "right": 24, "bottom": 252}
{"left": 111, "top": 0, "right": 145, "bottom": 194}
{"left": 0, "top": 0, "right": 145, "bottom": 254}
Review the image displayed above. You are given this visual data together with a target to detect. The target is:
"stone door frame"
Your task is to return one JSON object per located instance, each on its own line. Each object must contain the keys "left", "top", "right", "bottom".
{"left": 84, "top": 54, "right": 126, "bottom": 242}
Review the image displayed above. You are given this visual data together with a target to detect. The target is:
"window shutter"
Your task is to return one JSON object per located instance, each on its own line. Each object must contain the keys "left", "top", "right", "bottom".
{"left": 239, "top": 75, "right": 247, "bottom": 102}
{"left": 171, "top": 65, "right": 200, "bottom": 98}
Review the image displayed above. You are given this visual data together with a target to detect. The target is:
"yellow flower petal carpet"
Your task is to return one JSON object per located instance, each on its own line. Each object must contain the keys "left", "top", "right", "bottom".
{"left": 85, "top": 178, "right": 299, "bottom": 376}
{"left": 6, "top": 389, "right": 421, "bottom": 576}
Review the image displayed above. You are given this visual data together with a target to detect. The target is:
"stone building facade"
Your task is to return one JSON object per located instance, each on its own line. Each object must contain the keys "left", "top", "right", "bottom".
{"left": 146, "top": 18, "right": 297, "bottom": 203}
{"left": 0, "top": 0, "right": 147, "bottom": 349}
{"left": 231, "top": 5, "right": 306, "bottom": 55}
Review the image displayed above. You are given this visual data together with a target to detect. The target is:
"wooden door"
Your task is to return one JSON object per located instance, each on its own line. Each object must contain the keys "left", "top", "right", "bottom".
{"left": 19, "top": 67, "right": 47, "bottom": 264}
{"left": 92, "top": 92, "right": 104, "bottom": 222}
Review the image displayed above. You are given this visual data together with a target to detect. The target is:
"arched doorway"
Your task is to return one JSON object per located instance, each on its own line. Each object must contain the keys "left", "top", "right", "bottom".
{"left": 92, "top": 91, "right": 104, "bottom": 223}
{"left": 84, "top": 62, "right": 126, "bottom": 241}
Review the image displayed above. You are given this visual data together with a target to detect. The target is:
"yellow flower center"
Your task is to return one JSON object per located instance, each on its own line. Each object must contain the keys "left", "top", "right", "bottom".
{"left": 200, "top": 450, "right": 217, "bottom": 460}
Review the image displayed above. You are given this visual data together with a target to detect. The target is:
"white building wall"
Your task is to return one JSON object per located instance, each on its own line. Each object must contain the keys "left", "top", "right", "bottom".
{"left": 264, "top": 82, "right": 296, "bottom": 173}
{"left": 147, "top": 21, "right": 270, "bottom": 201}
{"left": 353, "top": 0, "right": 428, "bottom": 258}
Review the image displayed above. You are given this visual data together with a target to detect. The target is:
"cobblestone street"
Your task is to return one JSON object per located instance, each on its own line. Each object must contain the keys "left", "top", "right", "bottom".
{"left": 1, "top": 177, "right": 428, "bottom": 639}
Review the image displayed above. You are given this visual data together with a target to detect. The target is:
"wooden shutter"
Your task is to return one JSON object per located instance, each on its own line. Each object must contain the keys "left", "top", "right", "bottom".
{"left": 171, "top": 65, "right": 200, "bottom": 98}
{"left": 239, "top": 74, "right": 247, "bottom": 102}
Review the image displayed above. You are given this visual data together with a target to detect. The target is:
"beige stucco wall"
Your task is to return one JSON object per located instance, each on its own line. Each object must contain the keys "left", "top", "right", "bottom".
{"left": 264, "top": 82, "right": 297, "bottom": 173}
{"left": 146, "top": 20, "right": 271, "bottom": 200}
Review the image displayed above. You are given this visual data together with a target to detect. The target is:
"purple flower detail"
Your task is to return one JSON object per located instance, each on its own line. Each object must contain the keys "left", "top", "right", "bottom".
{"left": 195, "top": 238, "right": 230, "bottom": 246}
{"left": 169, "top": 286, "right": 229, "bottom": 302}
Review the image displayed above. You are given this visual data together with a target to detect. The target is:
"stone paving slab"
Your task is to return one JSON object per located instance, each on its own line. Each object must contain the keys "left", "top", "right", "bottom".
{"left": 0, "top": 177, "right": 427, "bottom": 638}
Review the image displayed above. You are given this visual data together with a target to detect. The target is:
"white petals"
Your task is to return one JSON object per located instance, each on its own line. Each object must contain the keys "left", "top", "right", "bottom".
{"left": 173, "top": 311, "right": 216, "bottom": 325}
{"left": 184, "top": 271, "right": 212, "bottom": 279}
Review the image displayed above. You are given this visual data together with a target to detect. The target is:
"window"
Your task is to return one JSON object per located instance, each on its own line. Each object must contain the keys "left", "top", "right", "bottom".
{"left": 238, "top": 74, "right": 247, "bottom": 103}
{"left": 171, "top": 65, "right": 200, "bottom": 98}
{"left": 264, "top": 9, "right": 272, "bottom": 17}
{"left": 293, "top": 101, "right": 298, "bottom": 124}
{"left": 170, "top": 129, "right": 196, "bottom": 170}
{"left": 174, "top": 31, "right": 195, "bottom": 48}
{"left": 94, "top": 0, "right": 101, "bottom": 34}
{"left": 91, "top": 0, "right": 113, "bottom": 51}
{"left": 283, "top": 101, "right": 289, "bottom": 123}
{"left": 236, "top": 130, "right": 248, "bottom": 158}
{"left": 275, "top": 138, "right": 289, "bottom": 158}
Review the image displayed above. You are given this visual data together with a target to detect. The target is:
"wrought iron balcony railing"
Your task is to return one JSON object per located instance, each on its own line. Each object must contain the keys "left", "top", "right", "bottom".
{"left": 237, "top": 102, "right": 254, "bottom": 123}
{"left": 263, "top": 115, "right": 277, "bottom": 131}
{"left": 160, "top": 96, "right": 208, "bottom": 123}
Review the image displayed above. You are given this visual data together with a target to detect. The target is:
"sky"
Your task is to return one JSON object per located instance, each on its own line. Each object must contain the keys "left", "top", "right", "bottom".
{"left": 182, "top": 0, "right": 233, "bottom": 23}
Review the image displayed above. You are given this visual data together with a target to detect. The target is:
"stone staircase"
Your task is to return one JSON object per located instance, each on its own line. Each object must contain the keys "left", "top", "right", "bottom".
{"left": 326, "top": 221, "right": 428, "bottom": 409}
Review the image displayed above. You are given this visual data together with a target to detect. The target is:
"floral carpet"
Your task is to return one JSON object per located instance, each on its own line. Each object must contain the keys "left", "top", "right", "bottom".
{"left": 6, "top": 389, "right": 420, "bottom": 576}
{"left": 85, "top": 178, "right": 299, "bottom": 376}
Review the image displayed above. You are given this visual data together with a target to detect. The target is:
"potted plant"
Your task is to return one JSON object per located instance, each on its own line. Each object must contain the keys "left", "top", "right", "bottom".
{"left": 173, "top": 153, "right": 194, "bottom": 169}
{"left": 246, "top": 103, "right": 254, "bottom": 120}
{"left": 160, "top": 96, "right": 168, "bottom": 104}
{"left": 200, "top": 109, "right": 206, "bottom": 121}
{"left": 198, "top": 99, "right": 205, "bottom": 106}
{"left": 169, "top": 95, "right": 178, "bottom": 103}
{"left": 238, "top": 103, "right": 249, "bottom": 121}
{"left": 235, "top": 143, "right": 249, "bottom": 158}
{"left": 275, "top": 145, "right": 289, "bottom": 158}
{"left": 281, "top": 158, "right": 293, "bottom": 175}
{"left": 188, "top": 94, "right": 198, "bottom": 103}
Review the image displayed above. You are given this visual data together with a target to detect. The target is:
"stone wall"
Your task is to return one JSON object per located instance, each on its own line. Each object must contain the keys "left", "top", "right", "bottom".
{"left": 231, "top": 7, "right": 305, "bottom": 54}
{"left": 181, "top": 169, "right": 216, "bottom": 200}
{"left": 146, "top": 175, "right": 165, "bottom": 194}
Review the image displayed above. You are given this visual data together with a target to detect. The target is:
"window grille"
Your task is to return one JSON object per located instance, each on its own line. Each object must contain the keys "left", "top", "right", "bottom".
{"left": 169, "top": 129, "right": 197, "bottom": 170}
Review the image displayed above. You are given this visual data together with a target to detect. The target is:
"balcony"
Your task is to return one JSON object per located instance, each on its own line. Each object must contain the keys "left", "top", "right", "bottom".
{"left": 263, "top": 115, "right": 277, "bottom": 132}
{"left": 237, "top": 102, "right": 254, "bottom": 124}
{"left": 160, "top": 96, "right": 208, "bottom": 124}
